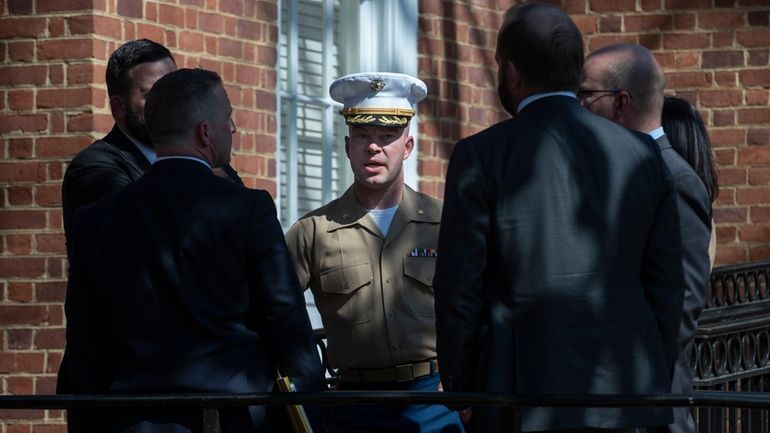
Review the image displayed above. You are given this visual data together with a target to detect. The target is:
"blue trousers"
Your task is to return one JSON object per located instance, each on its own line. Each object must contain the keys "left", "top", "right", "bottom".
{"left": 334, "top": 373, "right": 465, "bottom": 433}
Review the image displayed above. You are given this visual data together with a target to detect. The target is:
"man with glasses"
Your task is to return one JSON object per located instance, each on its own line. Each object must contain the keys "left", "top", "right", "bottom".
{"left": 581, "top": 43, "right": 712, "bottom": 433}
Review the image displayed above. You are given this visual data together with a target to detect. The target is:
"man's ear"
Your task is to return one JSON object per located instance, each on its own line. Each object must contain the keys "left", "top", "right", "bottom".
{"left": 614, "top": 90, "right": 632, "bottom": 121}
{"left": 109, "top": 95, "right": 125, "bottom": 121}
{"left": 505, "top": 60, "right": 521, "bottom": 92}
{"left": 197, "top": 121, "right": 211, "bottom": 147}
{"left": 403, "top": 135, "right": 414, "bottom": 160}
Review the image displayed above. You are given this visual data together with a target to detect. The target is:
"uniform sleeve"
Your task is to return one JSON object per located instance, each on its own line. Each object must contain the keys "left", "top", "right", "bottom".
{"left": 246, "top": 191, "right": 324, "bottom": 392}
{"left": 285, "top": 218, "right": 314, "bottom": 290}
{"left": 434, "top": 138, "right": 490, "bottom": 393}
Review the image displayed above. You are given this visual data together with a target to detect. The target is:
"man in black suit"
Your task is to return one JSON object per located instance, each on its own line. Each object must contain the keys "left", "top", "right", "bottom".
{"left": 61, "top": 38, "right": 241, "bottom": 249}
{"left": 64, "top": 68, "right": 325, "bottom": 432}
{"left": 581, "top": 43, "right": 712, "bottom": 433}
{"left": 434, "top": 4, "right": 686, "bottom": 433}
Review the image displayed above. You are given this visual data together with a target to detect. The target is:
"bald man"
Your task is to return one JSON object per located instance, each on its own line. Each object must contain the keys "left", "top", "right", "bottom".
{"left": 581, "top": 44, "right": 712, "bottom": 433}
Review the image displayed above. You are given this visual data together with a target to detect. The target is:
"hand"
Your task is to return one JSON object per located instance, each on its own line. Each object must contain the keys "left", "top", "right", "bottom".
{"left": 459, "top": 408, "right": 472, "bottom": 424}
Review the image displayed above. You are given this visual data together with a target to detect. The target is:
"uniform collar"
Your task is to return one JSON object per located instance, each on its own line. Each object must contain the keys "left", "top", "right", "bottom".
{"left": 327, "top": 185, "right": 440, "bottom": 239}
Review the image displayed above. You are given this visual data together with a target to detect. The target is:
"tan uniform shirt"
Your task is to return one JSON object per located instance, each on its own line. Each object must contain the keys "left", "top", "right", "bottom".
{"left": 285, "top": 185, "right": 441, "bottom": 371}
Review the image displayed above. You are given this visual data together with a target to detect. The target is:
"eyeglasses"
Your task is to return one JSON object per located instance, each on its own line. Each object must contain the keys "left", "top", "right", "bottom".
{"left": 576, "top": 89, "right": 623, "bottom": 101}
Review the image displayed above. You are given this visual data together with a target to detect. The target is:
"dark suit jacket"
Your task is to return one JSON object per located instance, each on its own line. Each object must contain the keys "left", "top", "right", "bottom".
{"left": 58, "top": 126, "right": 243, "bottom": 396}
{"left": 434, "top": 96, "right": 685, "bottom": 432}
{"left": 653, "top": 135, "right": 712, "bottom": 433}
{"left": 64, "top": 159, "right": 324, "bottom": 433}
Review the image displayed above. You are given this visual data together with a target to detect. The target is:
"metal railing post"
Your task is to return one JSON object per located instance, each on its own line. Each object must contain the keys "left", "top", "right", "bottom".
{"left": 202, "top": 408, "right": 220, "bottom": 433}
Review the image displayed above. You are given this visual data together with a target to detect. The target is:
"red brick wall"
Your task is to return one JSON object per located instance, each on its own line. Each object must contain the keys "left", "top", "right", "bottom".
{"left": 0, "top": 0, "right": 278, "bottom": 429}
{"left": 417, "top": 0, "right": 770, "bottom": 266}
{"left": 1, "top": 0, "right": 770, "bottom": 430}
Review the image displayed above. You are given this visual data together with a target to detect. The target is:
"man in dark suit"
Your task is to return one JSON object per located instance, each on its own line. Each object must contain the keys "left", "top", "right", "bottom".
{"left": 434, "top": 4, "right": 686, "bottom": 433}
{"left": 64, "top": 68, "right": 325, "bottom": 433}
{"left": 581, "top": 43, "right": 712, "bottom": 433}
{"left": 61, "top": 38, "right": 241, "bottom": 249}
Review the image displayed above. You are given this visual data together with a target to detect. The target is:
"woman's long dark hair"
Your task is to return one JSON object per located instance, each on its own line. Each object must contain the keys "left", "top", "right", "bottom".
{"left": 662, "top": 96, "right": 719, "bottom": 203}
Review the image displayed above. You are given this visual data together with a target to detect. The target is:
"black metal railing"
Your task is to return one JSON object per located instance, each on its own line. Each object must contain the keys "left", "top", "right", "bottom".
{"left": 693, "top": 260, "right": 770, "bottom": 432}
{"left": 2, "top": 391, "right": 770, "bottom": 433}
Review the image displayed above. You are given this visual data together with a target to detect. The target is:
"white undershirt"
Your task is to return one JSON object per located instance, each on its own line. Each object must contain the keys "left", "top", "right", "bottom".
{"left": 368, "top": 205, "right": 399, "bottom": 236}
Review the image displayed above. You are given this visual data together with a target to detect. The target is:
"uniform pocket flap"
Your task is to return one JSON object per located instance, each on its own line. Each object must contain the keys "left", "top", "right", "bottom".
{"left": 319, "top": 262, "right": 373, "bottom": 295}
{"left": 403, "top": 256, "right": 436, "bottom": 287}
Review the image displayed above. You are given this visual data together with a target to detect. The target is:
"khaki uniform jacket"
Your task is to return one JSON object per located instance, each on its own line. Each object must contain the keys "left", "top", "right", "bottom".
{"left": 286, "top": 185, "right": 441, "bottom": 371}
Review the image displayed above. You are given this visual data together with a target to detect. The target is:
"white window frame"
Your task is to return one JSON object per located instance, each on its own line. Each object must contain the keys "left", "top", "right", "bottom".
{"left": 276, "top": 0, "right": 419, "bottom": 228}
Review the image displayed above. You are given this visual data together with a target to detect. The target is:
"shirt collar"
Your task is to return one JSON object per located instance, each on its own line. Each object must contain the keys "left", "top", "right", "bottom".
{"left": 118, "top": 126, "right": 157, "bottom": 164}
{"left": 647, "top": 126, "right": 665, "bottom": 140}
{"left": 154, "top": 156, "right": 212, "bottom": 169}
{"left": 517, "top": 91, "right": 577, "bottom": 114}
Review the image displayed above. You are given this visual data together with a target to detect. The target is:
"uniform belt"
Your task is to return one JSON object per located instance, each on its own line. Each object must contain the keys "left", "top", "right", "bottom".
{"left": 339, "top": 358, "right": 438, "bottom": 383}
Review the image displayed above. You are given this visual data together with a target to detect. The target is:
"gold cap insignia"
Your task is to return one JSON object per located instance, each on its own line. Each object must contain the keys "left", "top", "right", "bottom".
{"left": 369, "top": 79, "right": 385, "bottom": 92}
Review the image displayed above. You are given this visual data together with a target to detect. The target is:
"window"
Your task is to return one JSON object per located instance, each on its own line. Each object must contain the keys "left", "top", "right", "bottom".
{"left": 277, "top": 0, "right": 419, "bottom": 229}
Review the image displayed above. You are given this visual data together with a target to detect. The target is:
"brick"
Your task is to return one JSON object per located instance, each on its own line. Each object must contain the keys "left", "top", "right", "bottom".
{"left": 702, "top": 51, "right": 744, "bottom": 69}
{"left": 36, "top": 375, "right": 59, "bottom": 394}
{"left": 624, "top": 14, "right": 673, "bottom": 32}
{"left": 716, "top": 226, "right": 737, "bottom": 243}
{"left": 0, "top": 258, "right": 46, "bottom": 278}
{"left": 715, "top": 207, "right": 748, "bottom": 223}
{"left": 36, "top": 136, "right": 90, "bottom": 158}
{"left": 673, "top": 14, "right": 696, "bottom": 30}
{"left": 748, "top": 128, "right": 770, "bottom": 145}
{"left": 700, "top": 90, "right": 743, "bottom": 107}
{"left": 256, "top": 1, "right": 277, "bottom": 21}
{"left": 663, "top": 33, "right": 710, "bottom": 49}
{"left": 49, "top": 16, "right": 65, "bottom": 37}
{"left": 35, "top": 328, "right": 65, "bottom": 350}
{"left": 0, "top": 162, "right": 46, "bottom": 182}
{"left": 741, "top": 69, "right": 770, "bottom": 87}
{"left": 740, "top": 224, "right": 770, "bottom": 241}
{"left": 221, "top": 0, "right": 242, "bottom": 15}
{"left": 8, "top": 90, "right": 34, "bottom": 110}
{"left": 699, "top": 11, "right": 744, "bottom": 29}
{"left": 720, "top": 168, "right": 747, "bottom": 185}
{"left": 6, "top": 376, "right": 33, "bottom": 395}
{"left": 751, "top": 206, "right": 770, "bottom": 222}
{"left": 749, "top": 246, "right": 770, "bottom": 261}
{"left": 38, "top": 0, "right": 91, "bottom": 12}
{"left": 0, "top": 210, "right": 47, "bottom": 231}
{"left": 38, "top": 38, "right": 93, "bottom": 60}
{"left": 667, "top": 0, "right": 711, "bottom": 7}
{"left": 716, "top": 243, "right": 747, "bottom": 265}
{"left": 749, "top": 49, "right": 769, "bottom": 66}
{"left": 179, "top": 31, "right": 204, "bottom": 52}
{"left": 749, "top": 11, "right": 769, "bottom": 27}
{"left": 746, "top": 89, "right": 769, "bottom": 106}
{"left": 69, "top": 14, "right": 122, "bottom": 40}
{"left": 738, "top": 108, "right": 770, "bottom": 125}
{"left": 739, "top": 146, "right": 770, "bottom": 164}
{"left": 8, "top": 186, "right": 33, "bottom": 206}
{"left": 572, "top": 15, "right": 597, "bottom": 34}
{"left": 589, "top": 0, "right": 635, "bottom": 12}
{"left": 35, "top": 233, "right": 65, "bottom": 253}
{"left": 713, "top": 110, "right": 735, "bottom": 126}
{"left": 8, "top": 0, "right": 33, "bottom": 14}
{"left": 599, "top": 16, "right": 621, "bottom": 33}
{"left": 50, "top": 64, "right": 65, "bottom": 85}
{"left": 738, "top": 188, "right": 770, "bottom": 205}
{"left": 641, "top": 0, "right": 661, "bottom": 10}
{"left": 750, "top": 167, "right": 770, "bottom": 184}
{"left": 36, "top": 282, "right": 66, "bottom": 303}
{"left": 199, "top": 11, "right": 224, "bottom": 33}
{"left": 0, "top": 65, "right": 47, "bottom": 86}
{"left": 587, "top": 34, "right": 636, "bottom": 51}
{"left": 0, "top": 353, "right": 45, "bottom": 374}
{"left": 666, "top": 72, "right": 713, "bottom": 89}
{"left": 67, "top": 63, "right": 100, "bottom": 86}
{"left": 7, "top": 329, "right": 33, "bottom": 350}
{"left": 0, "top": 17, "right": 46, "bottom": 37}
{"left": 118, "top": 0, "right": 143, "bottom": 18}
{"left": 159, "top": 3, "right": 185, "bottom": 28}
{"left": 738, "top": 29, "right": 770, "bottom": 48}
{"left": 8, "top": 40, "right": 35, "bottom": 62}
{"left": 639, "top": 33, "right": 662, "bottom": 50}
{"left": 181, "top": 0, "right": 205, "bottom": 5}
{"left": 37, "top": 88, "right": 92, "bottom": 109}
{"left": 716, "top": 71, "right": 737, "bottom": 87}
{"left": 8, "top": 282, "right": 33, "bottom": 302}
{"left": 710, "top": 128, "right": 745, "bottom": 147}
{"left": 6, "top": 234, "right": 33, "bottom": 255}
{"left": 66, "top": 112, "right": 113, "bottom": 133}
{"left": 712, "top": 31, "right": 735, "bottom": 48}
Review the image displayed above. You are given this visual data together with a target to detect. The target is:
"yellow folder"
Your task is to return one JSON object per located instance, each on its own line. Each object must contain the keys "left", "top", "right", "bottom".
{"left": 276, "top": 375, "right": 314, "bottom": 433}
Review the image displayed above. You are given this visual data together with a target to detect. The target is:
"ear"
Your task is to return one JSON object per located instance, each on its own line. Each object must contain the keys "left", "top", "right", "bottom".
{"left": 109, "top": 95, "right": 126, "bottom": 121}
{"left": 613, "top": 90, "right": 632, "bottom": 122}
{"left": 197, "top": 121, "right": 211, "bottom": 147}
{"left": 505, "top": 60, "right": 521, "bottom": 92}
{"left": 403, "top": 135, "right": 414, "bottom": 160}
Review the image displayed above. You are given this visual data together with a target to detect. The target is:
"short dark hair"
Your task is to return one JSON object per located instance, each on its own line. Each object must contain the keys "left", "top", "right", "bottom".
{"left": 106, "top": 39, "right": 174, "bottom": 97}
{"left": 662, "top": 96, "right": 719, "bottom": 203}
{"left": 496, "top": 3, "right": 584, "bottom": 92}
{"left": 144, "top": 68, "right": 223, "bottom": 145}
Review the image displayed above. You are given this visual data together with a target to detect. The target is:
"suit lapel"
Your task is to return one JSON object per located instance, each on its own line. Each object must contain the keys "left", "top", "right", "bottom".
{"left": 102, "top": 126, "right": 152, "bottom": 176}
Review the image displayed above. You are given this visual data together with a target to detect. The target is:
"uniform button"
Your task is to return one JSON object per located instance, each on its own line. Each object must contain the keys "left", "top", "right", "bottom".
{"left": 417, "top": 209, "right": 424, "bottom": 215}
{"left": 386, "top": 279, "right": 391, "bottom": 284}
{"left": 342, "top": 213, "right": 349, "bottom": 219}
{"left": 388, "top": 312, "right": 394, "bottom": 317}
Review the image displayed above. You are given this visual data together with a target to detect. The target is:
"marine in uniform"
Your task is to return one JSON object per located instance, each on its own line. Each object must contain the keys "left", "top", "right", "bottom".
{"left": 285, "top": 72, "right": 465, "bottom": 433}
